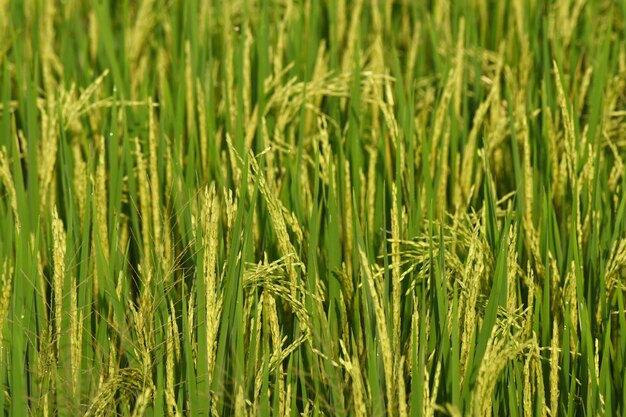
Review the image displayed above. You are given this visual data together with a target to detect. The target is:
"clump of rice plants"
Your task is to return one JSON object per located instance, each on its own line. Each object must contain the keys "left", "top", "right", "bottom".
{"left": 1, "top": 1, "right": 625, "bottom": 416}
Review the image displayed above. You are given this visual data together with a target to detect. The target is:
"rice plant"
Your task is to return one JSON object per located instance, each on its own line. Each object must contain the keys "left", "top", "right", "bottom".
{"left": 1, "top": 0, "right": 625, "bottom": 416}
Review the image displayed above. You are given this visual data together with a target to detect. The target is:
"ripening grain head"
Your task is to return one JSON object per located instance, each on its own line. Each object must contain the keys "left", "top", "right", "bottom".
{"left": 0, "top": 147, "right": 19, "bottom": 232}
{"left": 0, "top": 260, "right": 12, "bottom": 355}
{"left": 51, "top": 206, "right": 66, "bottom": 354}
{"left": 1, "top": 2, "right": 625, "bottom": 416}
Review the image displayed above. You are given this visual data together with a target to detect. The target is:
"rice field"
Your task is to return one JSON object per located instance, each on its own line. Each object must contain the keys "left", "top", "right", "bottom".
{"left": 1, "top": 0, "right": 626, "bottom": 416}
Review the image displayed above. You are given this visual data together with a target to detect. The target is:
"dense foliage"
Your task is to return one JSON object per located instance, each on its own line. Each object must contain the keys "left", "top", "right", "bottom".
{"left": 1, "top": 1, "right": 626, "bottom": 416}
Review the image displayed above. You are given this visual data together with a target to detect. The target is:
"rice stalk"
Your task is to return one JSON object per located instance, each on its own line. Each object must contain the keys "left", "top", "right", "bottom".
{"left": 359, "top": 248, "right": 394, "bottom": 417}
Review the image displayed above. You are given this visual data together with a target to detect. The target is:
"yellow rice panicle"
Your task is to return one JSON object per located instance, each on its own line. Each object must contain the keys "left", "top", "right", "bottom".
{"left": 343, "top": 161, "right": 354, "bottom": 280}
{"left": 429, "top": 67, "right": 456, "bottom": 181}
{"left": 147, "top": 99, "right": 163, "bottom": 268}
{"left": 549, "top": 318, "right": 560, "bottom": 417}
{"left": 248, "top": 150, "right": 304, "bottom": 300}
{"left": 134, "top": 137, "right": 152, "bottom": 263}
{"left": 202, "top": 185, "right": 223, "bottom": 377}
{"left": 196, "top": 78, "right": 209, "bottom": 179}
{"left": 166, "top": 302, "right": 182, "bottom": 417}
{"left": 51, "top": 206, "right": 66, "bottom": 354}
{"left": 0, "top": 260, "right": 13, "bottom": 356}
{"left": 0, "top": 147, "right": 19, "bottom": 232}
{"left": 185, "top": 41, "right": 195, "bottom": 145}
{"left": 95, "top": 134, "right": 109, "bottom": 260}
{"left": 340, "top": 0, "right": 364, "bottom": 75}
{"left": 339, "top": 340, "right": 367, "bottom": 417}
